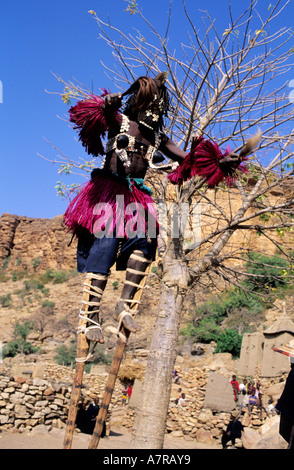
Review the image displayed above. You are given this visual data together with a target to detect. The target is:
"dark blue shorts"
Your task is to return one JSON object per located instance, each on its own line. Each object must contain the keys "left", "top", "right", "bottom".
{"left": 76, "top": 229, "right": 157, "bottom": 274}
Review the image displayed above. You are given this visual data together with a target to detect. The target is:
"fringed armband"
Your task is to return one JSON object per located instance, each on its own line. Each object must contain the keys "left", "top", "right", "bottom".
{"left": 69, "top": 92, "right": 120, "bottom": 157}
{"left": 167, "top": 136, "right": 248, "bottom": 188}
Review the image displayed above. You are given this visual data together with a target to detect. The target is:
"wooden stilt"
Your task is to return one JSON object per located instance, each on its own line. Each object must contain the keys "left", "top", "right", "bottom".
{"left": 88, "top": 327, "right": 130, "bottom": 449}
{"left": 63, "top": 281, "right": 91, "bottom": 449}
{"left": 88, "top": 263, "right": 151, "bottom": 450}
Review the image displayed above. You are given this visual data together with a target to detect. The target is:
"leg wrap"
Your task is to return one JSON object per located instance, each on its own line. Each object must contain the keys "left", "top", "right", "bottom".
{"left": 78, "top": 273, "right": 108, "bottom": 330}
{"left": 126, "top": 267, "right": 149, "bottom": 276}
{"left": 108, "top": 251, "right": 151, "bottom": 341}
{"left": 119, "top": 250, "right": 151, "bottom": 305}
{"left": 128, "top": 250, "right": 153, "bottom": 264}
{"left": 76, "top": 273, "right": 108, "bottom": 362}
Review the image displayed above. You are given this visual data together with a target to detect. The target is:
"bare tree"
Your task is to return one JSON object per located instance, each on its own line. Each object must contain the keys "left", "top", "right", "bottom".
{"left": 48, "top": 0, "right": 294, "bottom": 448}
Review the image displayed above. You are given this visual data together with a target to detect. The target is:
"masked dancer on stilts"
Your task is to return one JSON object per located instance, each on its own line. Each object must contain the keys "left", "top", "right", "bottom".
{"left": 62, "top": 72, "right": 254, "bottom": 447}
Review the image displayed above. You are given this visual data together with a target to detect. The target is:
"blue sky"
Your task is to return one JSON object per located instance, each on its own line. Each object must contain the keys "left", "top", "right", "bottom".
{"left": 0, "top": 0, "right": 293, "bottom": 219}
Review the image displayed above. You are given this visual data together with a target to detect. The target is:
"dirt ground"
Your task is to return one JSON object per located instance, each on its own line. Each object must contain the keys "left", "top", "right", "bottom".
{"left": 0, "top": 426, "right": 222, "bottom": 450}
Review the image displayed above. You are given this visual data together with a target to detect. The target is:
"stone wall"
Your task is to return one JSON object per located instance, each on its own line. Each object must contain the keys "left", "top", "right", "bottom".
{"left": 0, "top": 364, "right": 132, "bottom": 433}
{"left": 0, "top": 358, "right": 287, "bottom": 445}
{"left": 0, "top": 375, "right": 71, "bottom": 430}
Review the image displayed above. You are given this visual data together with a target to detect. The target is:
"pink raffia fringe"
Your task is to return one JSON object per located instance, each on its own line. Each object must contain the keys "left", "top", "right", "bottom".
{"left": 64, "top": 173, "right": 158, "bottom": 238}
{"left": 168, "top": 136, "right": 248, "bottom": 188}
{"left": 69, "top": 92, "right": 120, "bottom": 156}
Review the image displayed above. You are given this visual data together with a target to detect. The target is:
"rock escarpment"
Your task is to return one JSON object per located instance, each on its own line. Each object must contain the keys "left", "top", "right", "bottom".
{"left": 0, "top": 213, "right": 76, "bottom": 272}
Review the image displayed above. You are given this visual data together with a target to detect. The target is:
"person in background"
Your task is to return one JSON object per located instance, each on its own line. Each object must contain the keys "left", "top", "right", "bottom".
{"left": 127, "top": 384, "right": 133, "bottom": 402}
{"left": 87, "top": 397, "right": 106, "bottom": 436}
{"left": 255, "top": 382, "right": 266, "bottom": 419}
{"left": 230, "top": 375, "right": 240, "bottom": 402}
{"left": 275, "top": 354, "right": 294, "bottom": 449}
{"left": 266, "top": 399, "right": 277, "bottom": 417}
{"left": 239, "top": 378, "right": 248, "bottom": 394}
{"left": 177, "top": 392, "right": 187, "bottom": 410}
{"left": 76, "top": 401, "right": 89, "bottom": 434}
{"left": 248, "top": 380, "right": 256, "bottom": 396}
{"left": 175, "top": 387, "right": 182, "bottom": 405}
{"left": 221, "top": 411, "right": 244, "bottom": 449}
{"left": 122, "top": 387, "right": 128, "bottom": 406}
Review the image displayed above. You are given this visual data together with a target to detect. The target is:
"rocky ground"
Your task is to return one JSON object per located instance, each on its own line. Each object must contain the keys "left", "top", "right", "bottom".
{"left": 0, "top": 425, "right": 222, "bottom": 450}
{"left": 0, "top": 352, "right": 290, "bottom": 450}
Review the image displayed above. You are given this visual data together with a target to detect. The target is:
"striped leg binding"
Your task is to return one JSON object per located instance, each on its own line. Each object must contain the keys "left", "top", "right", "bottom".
{"left": 75, "top": 273, "right": 108, "bottom": 362}
{"left": 112, "top": 251, "right": 152, "bottom": 336}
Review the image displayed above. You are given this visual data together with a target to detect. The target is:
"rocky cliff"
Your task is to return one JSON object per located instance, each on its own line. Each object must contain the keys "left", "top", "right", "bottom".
{"left": 1, "top": 178, "right": 293, "bottom": 274}
{"left": 0, "top": 213, "right": 76, "bottom": 272}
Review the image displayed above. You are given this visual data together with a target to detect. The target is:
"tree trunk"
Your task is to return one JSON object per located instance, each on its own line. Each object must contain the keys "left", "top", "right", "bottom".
{"left": 130, "top": 189, "right": 255, "bottom": 448}
{"left": 130, "top": 241, "right": 190, "bottom": 449}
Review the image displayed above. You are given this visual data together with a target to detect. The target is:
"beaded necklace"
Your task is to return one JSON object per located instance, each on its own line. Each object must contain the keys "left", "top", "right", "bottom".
{"left": 104, "top": 114, "right": 161, "bottom": 168}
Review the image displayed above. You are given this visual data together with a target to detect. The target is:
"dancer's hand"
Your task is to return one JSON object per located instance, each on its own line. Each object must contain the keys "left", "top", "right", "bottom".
{"left": 219, "top": 152, "right": 241, "bottom": 169}
{"left": 104, "top": 92, "right": 123, "bottom": 108}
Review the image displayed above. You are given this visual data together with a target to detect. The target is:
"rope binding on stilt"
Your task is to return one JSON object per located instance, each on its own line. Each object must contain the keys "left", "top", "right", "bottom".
{"left": 75, "top": 272, "right": 108, "bottom": 363}
{"left": 105, "top": 252, "right": 152, "bottom": 342}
